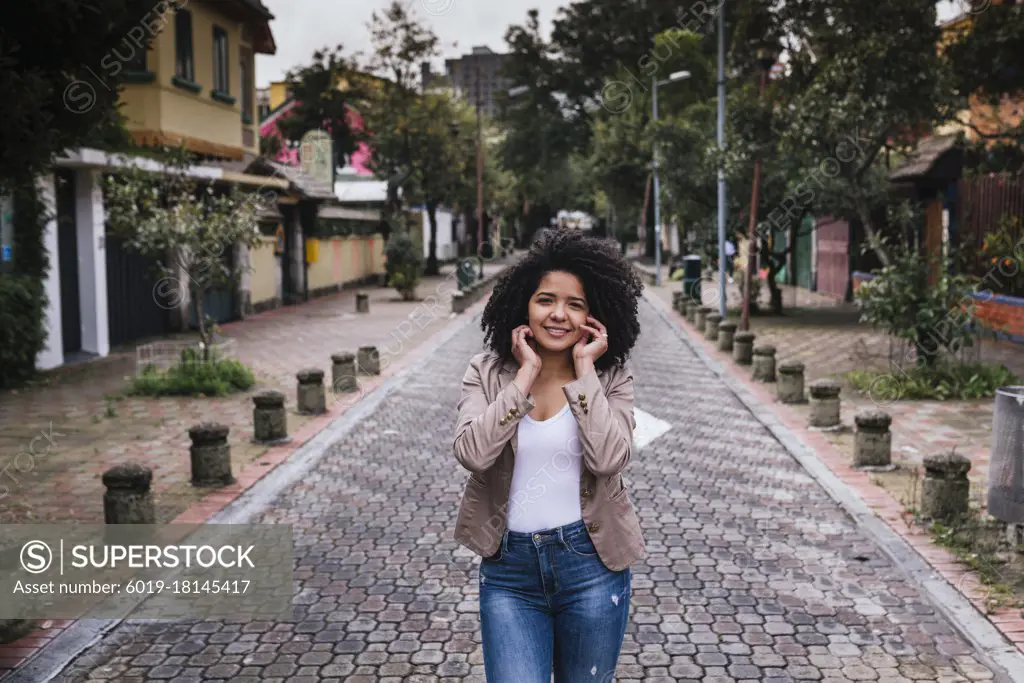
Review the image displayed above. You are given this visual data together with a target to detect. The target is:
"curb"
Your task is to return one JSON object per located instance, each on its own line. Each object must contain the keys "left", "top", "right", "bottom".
{"left": 643, "top": 288, "right": 1024, "bottom": 683}
{"left": 0, "top": 292, "right": 495, "bottom": 683}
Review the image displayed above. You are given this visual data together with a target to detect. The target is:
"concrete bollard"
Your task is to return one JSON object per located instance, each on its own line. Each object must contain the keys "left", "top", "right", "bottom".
{"left": 451, "top": 291, "right": 468, "bottom": 314}
{"left": 921, "top": 451, "right": 971, "bottom": 522}
{"left": 672, "top": 291, "right": 683, "bottom": 313}
{"left": 685, "top": 302, "right": 698, "bottom": 323}
{"left": 331, "top": 352, "right": 359, "bottom": 393}
{"left": 253, "top": 390, "right": 289, "bottom": 444}
{"left": 358, "top": 346, "right": 381, "bottom": 375}
{"left": 733, "top": 331, "right": 755, "bottom": 365}
{"left": 808, "top": 379, "right": 842, "bottom": 429}
{"left": 296, "top": 368, "right": 326, "bottom": 415}
{"left": 695, "top": 306, "right": 711, "bottom": 332}
{"left": 188, "top": 423, "right": 234, "bottom": 487}
{"left": 777, "top": 360, "right": 806, "bottom": 404}
{"left": 717, "top": 321, "right": 737, "bottom": 352}
{"left": 752, "top": 345, "right": 777, "bottom": 382}
{"left": 0, "top": 620, "right": 33, "bottom": 645}
{"left": 854, "top": 410, "right": 892, "bottom": 468}
{"left": 102, "top": 462, "right": 156, "bottom": 524}
{"left": 356, "top": 292, "right": 370, "bottom": 314}
{"left": 704, "top": 314, "right": 722, "bottom": 342}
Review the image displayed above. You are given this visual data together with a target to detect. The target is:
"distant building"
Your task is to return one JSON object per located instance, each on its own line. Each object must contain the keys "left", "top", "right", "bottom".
{"left": 420, "top": 62, "right": 452, "bottom": 95}
{"left": 444, "top": 46, "right": 510, "bottom": 118}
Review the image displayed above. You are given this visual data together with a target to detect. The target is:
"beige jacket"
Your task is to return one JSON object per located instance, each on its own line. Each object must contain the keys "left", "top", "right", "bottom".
{"left": 452, "top": 351, "right": 645, "bottom": 571}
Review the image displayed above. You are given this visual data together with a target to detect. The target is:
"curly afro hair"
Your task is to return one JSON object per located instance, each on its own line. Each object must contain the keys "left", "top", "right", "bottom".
{"left": 480, "top": 228, "right": 644, "bottom": 371}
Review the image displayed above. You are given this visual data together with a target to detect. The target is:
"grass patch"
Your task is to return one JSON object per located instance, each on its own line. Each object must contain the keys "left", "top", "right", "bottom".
{"left": 128, "top": 359, "right": 255, "bottom": 397}
{"left": 846, "top": 362, "right": 1017, "bottom": 401}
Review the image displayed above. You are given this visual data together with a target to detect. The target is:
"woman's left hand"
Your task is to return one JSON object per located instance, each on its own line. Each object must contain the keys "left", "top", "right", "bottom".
{"left": 573, "top": 316, "right": 608, "bottom": 376}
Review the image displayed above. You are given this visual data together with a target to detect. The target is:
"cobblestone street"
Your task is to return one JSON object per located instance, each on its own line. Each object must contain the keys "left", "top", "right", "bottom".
{"left": 48, "top": 298, "right": 998, "bottom": 683}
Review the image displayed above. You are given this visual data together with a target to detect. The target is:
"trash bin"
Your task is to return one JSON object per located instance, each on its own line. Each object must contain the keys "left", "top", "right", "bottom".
{"left": 987, "top": 385, "right": 1024, "bottom": 524}
{"left": 682, "top": 254, "right": 702, "bottom": 305}
{"left": 457, "top": 258, "right": 478, "bottom": 290}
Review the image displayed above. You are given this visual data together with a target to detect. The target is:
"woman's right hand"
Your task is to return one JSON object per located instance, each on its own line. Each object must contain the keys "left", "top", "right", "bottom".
{"left": 511, "top": 325, "right": 541, "bottom": 374}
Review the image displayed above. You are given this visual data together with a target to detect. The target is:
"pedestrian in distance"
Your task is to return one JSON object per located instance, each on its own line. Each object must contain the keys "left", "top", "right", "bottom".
{"left": 725, "top": 236, "right": 737, "bottom": 284}
{"left": 453, "top": 228, "right": 645, "bottom": 683}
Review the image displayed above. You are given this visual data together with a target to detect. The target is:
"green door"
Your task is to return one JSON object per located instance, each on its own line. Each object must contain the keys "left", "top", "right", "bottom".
{"left": 794, "top": 214, "right": 814, "bottom": 290}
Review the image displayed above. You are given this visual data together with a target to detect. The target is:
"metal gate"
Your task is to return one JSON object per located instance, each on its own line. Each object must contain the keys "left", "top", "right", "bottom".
{"left": 105, "top": 235, "right": 171, "bottom": 347}
{"left": 815, "top": 215, "right": 850, "bottom": 300}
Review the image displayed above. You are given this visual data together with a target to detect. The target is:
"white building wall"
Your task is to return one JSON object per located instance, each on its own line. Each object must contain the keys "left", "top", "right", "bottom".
{"left": 422, "top": 206, "right": 457, "bottom": 261}
{"left": 74, "top": 169, "right": 109, "bottom": 356}
{"left": 37, "top": 175, "right": 63, "bottom": 370}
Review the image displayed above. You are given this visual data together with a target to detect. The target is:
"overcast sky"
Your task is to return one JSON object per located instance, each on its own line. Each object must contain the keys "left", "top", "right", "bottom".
{"left": 255, "top": 0, "right": 565, "bottom": 87}
{"left": 256, "top": 0, "right": 967, "bottom": 88}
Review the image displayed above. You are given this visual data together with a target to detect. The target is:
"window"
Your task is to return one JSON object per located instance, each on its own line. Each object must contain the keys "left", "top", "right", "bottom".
{"left": 174, "top": 10, "right": 194, "bottom": 81}
{"left": 240, "top": 47, "right": 254, "bottom": 121}
{"left": 126, "top": 44, "right": 147, "bottom": 73}
{"left": 213, "top": 26, "right": 229, "bottom": 93}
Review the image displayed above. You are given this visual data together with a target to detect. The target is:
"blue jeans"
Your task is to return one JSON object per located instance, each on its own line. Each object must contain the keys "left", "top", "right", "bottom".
{"left": 479, "top": 519, "right": 631, "bottom": 683}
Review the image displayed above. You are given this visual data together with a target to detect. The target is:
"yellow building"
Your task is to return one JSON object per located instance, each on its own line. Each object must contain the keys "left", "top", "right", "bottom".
{"left": 119, "top": 0, "right": 276, "bottom": 160}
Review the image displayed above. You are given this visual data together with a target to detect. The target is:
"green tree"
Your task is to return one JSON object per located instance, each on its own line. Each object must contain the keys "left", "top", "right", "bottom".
{"left": 275, "top": 45, "right": 363, "bottom": 174}
{"left": 0, "top": 0, "right": 168, "bottom": 191}
{"left": 104, "top": 150, "right": 263, "bottom": 359}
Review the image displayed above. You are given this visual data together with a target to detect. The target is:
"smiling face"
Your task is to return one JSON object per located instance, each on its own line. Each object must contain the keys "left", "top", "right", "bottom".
{"left": 526, "top": 271, "right": 590, "bottom": 354}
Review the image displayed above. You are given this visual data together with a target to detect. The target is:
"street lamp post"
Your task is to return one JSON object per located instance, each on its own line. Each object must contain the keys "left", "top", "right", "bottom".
{"left": 652, "top": 70, "right": 691, "bottom": 287}
{"left": 475, "top": 62, "right": 485, "bottom": 280}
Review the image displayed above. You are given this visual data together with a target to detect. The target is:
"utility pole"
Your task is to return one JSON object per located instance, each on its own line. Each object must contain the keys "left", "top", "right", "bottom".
{"left": 475, "top": 60, "right": 485, "bottom": 280}
{"left": 740, "top": 57, "right": 771, "bottom": 331}
{"left": 716, "top": 0, "right": 727, "bottom": 319}
{"left": 652, "top": 75, "right": 662, "bottom": 286}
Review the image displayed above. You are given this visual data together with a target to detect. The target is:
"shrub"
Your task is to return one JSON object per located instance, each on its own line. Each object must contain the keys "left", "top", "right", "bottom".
{"left": 129, "top": 358, "right": 255, "bottom": 397}
{"left": 384, "top": 231, "right": 422, "bottom": 301}
{"left": 0, "top": 276, "right": 47, "bottom": 388}
{"left": 846, "top": 362, "right": 1017, "bottom": 401}
{"left": 856, "top": 245, "right": 980, "bottom": 366}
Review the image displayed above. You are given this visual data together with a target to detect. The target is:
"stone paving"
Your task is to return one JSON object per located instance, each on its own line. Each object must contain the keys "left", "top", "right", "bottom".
{"left": 44, "top": 298, "right": 1000, "bottom": 682}
{"left": 0, "top": 261, "right": 505, "bottom": 527}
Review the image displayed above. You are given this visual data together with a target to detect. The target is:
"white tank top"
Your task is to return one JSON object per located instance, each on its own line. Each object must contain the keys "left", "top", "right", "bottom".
{"left": 506, "top": 402, "right": 583, "bottom": 533}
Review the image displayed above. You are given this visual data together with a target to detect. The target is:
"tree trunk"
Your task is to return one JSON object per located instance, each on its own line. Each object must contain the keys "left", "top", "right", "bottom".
{"left": 194, "top": 286, "right": 210, "bottom": 362}
{"left": 425, "top": 201, "right": 440, "bottom": 276}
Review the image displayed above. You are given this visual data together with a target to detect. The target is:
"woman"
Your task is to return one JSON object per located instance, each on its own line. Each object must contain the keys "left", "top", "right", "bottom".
{"left": 452, "top": 229, "right": 645, "bottom": 682}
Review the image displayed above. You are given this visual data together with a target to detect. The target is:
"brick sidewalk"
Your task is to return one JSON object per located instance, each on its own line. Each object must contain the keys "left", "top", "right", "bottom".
{"left": 642, "top": 264, "right": 1024, "bottom": 492}
{"left": 0, "top": 260, "right": 507, "bottom": 527}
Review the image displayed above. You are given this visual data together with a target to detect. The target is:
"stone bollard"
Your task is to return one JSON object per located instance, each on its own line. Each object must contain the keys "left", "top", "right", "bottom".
{"left": 777, "top": 360, "right": 806, "bottom": 404}
{"left": 253, "top": 390, "right": 289, "bottom": 444}
{"left": 296, "top": 368, "right": 326, "bottom": 415}
{"left": 695, "top": 306, "right": 711, "bottom": 332}
{"left": 704, "top": 314, "right": 722, "bottom": 342}
{"left": 331, "top": 353, "right": 359, "bottom": 393}
{"left": 752, "top": 345, "right": 777, "bottom": 382}
{"left": 189, "top": 423, "right": 234, "bottom": 486}
{"left": 0, "top": 619, "right": 33, "bottom": 645}
{"left": 103, "top": 462, "right": 156, "bottom": 524}
{"left": 356, "top": 292, "right": 369, "bottom": 314}
{"left": 854, "top": 410, "right": 892, "bottom": 468}
{"left": 808, "top": 379, "right": 842, "bottom": 429}
{"left": 685, "top": 302, "right": 698, "bottom": 324}
{"left": 672, "top": 291, "right": 683, "bottom": 313}
{"left": 921, "top": 451, "right": 971, "bottom": 522}
{"left": 358, "top": 346, "right": 381, "bottom": 375}
{"left": 733, "top": 331, "right": 755, "bottom": 365}
{"left": 717, "top": 321, "right": 737, "bottom": 352}
{"left": 451, "top": 291, "right": 467, "bottom": 314}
